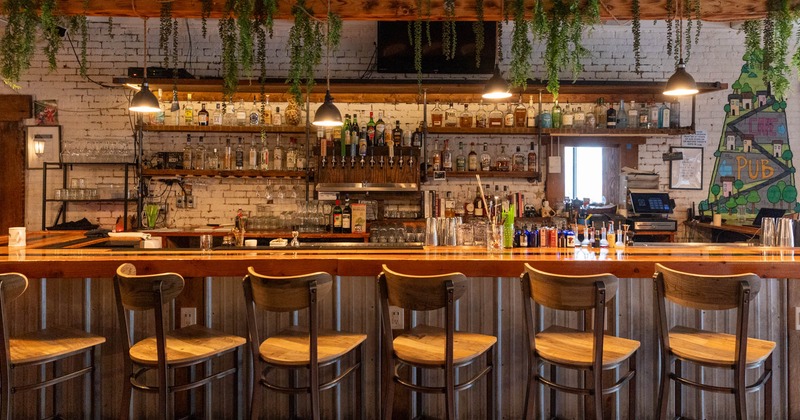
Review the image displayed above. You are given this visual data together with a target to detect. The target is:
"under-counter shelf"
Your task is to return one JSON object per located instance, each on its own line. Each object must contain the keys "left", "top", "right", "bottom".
{"left": 141, "top": 124, "right": 306, "bottom": 134}
{"left": 142, "top": 168, "right": 309, "bottom": 178}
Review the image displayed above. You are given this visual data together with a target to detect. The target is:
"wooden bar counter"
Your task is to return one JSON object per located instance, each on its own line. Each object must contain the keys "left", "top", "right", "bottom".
{"left": 2, "top": 231, "right": 798, "bottom": 418}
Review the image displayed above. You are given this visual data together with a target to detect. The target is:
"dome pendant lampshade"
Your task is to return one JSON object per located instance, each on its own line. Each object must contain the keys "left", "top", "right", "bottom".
{"left": 663, "top": 61, "right": 699, "bottom": 96}
{"left": 313, "top": 90, "right": 343, "bottom": 127}
{"left": 130, "top": 81, "right": 161, "bottom": 113}
{"left": 482, "top": 64, "right": 512, "bottom": 100}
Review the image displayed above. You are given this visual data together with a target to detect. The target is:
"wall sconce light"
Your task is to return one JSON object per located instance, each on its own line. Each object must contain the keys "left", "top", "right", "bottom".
{"left": 34, "top": 139, "right": 45, "bottom": 157}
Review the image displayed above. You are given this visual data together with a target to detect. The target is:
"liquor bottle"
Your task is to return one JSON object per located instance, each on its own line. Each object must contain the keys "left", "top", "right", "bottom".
{"left": 194, "top": 136, "right": 206, "bottom": 170}
{"left": 212, "top": 103, "right": 223, "bottom": 125}
{"left": 207, "top": 147, "right": 220, "bottom": 170}
{"left": 154, "top": 88, "right": 165, "bottom": 125}
{"left": 573, "top": 106, "right": 585, "bottom": 128}
{"left": 459, "top": 104, "right": 473, "bottom": 128}
{"left": 249, "top": 96, "right": 260, "bottom": 125}
{"left": 392, "top": 120, "right": 403, "bottom": 144}
{"left": 402, "top": 123, "right": 412, "bottom": 147}
{"left": 670, "top": 99, "right": 680, "bottom": 128}
{"left": 495, "top": 145, "right": 510, "bottom": 172}
{"left": 467, "top": 142, "right": 479, "bottom": 171}
{"left": 234, "top": 137, "right": 245, "bottom": 170}
{"left": 627, "top": 100, "right": 639, "bottom": 128}
{"left": 442, "top": 139, "right": 453, "bottom": 171}
{"left": 606, "top": 221, "right": 615, "bottom": 249}
{"left": 223, "top": 101, "right": 236, "bottom": 125}
{"left": 444, "top": 192, "right": 456, "bottom": 218}
{"left": 375, "top": 111, "right": 386, "bottom": 146}
{"left": 526, "top": 95, "right": 537, "bottom": 127}
{"left": 659, "top": 102, "right": 670, "bottom": 128}
{"left": 515, "top": 99, "right": 527, "bottom": 128}
{"left": 248, "top": 139, "right": 258, "bottom": 170}
{"left": 503, "top": 102, "right": 515, "bottom": 127}
{"left": 197, "top": 103, "right": 209, "bottom": 126}
{"left": 561, "top": 102, "right": 574, "bottom": 128}
{"left": 340, "top": 115, "right": 350, "bottom": 156}
{"left": 475, "top": 101, "right": 488, "bottom": 128}
{"left": 273, "top": 135, "right": 284, "bottom": 170}
{"left": 342, "top": 196, "right": 352, "bottom": 234}
{"left": 648, "top": 102, "right": 660, "bottom": 128}
{"left": 432, "top": 139, "right": 442, "bottom": 171}
{"left": 455, "top": 141, "right": 466, "bottom": 171}
{"left": 272, "top": 106, "right": 282, "bottom": 126}
{"left": 617, "top": 100, "right": 628, "bottom": 129}
{"left": 184, "top": 93, "right": 194, "bottom": 125}
{"left": 235, "top": 99, "right": 247, "bottom": 126}
{"left": 259, "top": 137, "right": 270, "bottom": 170}
{"left": 473, "top": 186, "right": 485, "bottom": 217}
{"left": 519, "top": 225, "right": 528, "bottom": 247}
{"left": 512, "top": 146, "right": 525, "bottom": 171}
{"left": 411, "top": 123, "right": 422, "bottom": 148}
{"left": 223, "top": 138, "right": 232, "bottom": 170}
{"left": 551, "top": 101, "right": 562, "bottom": 128}
{"left": 584, "top": 110, "right": 596, "bottom": 129}
{"left": 444, "top": 103, "right": 458, "bottom": 127}
{"left": 638, "top": 102, "right": 649, "bottom": 128}
{"left": 431, "top": 102, "right": 444, "bottom": 127}
{"left": 332, "top": 199, "right": 343, "bottom": 233}
{"left": 182, "top": 134, "right": 193, "bottom": 170}
{"left": 539, "top": 107, "right": 552, "bottom": 128}
{"left": 366, "top": 112, "right": 376, "bottom": 146}
{"left": 350, "top": 113, "right": 360, "bottom": 145}
{"left": 285, "top": 138, "right": 298, "bottom": 170}
{"left": 358, "top": 127, "right": 368, "bottom": 157}
{"left": 595, "top": 98, "right": 607, "bottom": 128}
{"left": 296, "top": 142, "right": 307, "bottom": 170}
{"left": 263, "top": 95, "right": 273, "bottom": 126}
{"left": 488, "top": 103, "right": 503, "bottom": 127}
{"left": 527, "top": 141, "right": 537, "bottom": 173}
{"left": 606, "top": 101, "right": 617, "bottom": 129}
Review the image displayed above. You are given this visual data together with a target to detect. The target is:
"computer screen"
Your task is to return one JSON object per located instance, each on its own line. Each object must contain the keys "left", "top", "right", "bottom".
{"left": 630, "top": 191, "right": 672, "bottom": 214}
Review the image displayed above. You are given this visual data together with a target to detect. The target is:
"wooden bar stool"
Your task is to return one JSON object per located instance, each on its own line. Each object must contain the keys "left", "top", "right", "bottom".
{"left": 114, "top": 263, "right": 245, "bottom": 420}
{"left": 0, "top": 272, "right": 105, "bottom": 420}
{"left": 377, "top": 265, "right": 496, "bottom": 420}
{"left": 653, "top": 264, "right": 775, "bottom": 420}
{"left": 520, "top": 264, "right": 639, "bottom": 419}
{"left": 243, "top": 267, "right": 367, "bottom": 420}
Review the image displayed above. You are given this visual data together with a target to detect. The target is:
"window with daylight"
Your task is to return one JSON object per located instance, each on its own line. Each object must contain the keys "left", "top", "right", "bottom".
{"left": 564, "top": 146, "right": 604, "bottom": 203}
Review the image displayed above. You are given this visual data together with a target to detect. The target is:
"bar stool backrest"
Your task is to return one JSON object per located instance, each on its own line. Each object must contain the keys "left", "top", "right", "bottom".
{"left": 0, "top": 273, "right": 28, "bottom": 306}
{"left": 244, "top": 267, "right": 332, "bottom": 312}
{"left": 114, "top": 263, "right": 185, "bottom": 311}
{"left": 522, "top": 263, "right": 618, "bottom": 311}
{"left": 654, "top": 263, "right": 761, "bottom": 310}
{"left": 380, "top": 265, "right": 467, "bottom": 311}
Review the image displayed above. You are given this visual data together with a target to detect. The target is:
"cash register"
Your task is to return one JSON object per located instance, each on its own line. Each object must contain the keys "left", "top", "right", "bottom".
{"left": 625, "top": 190, "right": 678, "bottom": 232}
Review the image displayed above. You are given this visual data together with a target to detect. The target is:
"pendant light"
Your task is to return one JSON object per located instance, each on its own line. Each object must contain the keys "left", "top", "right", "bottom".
{"left": 483, "top": 21, "right": 512, "bottom": 100}
{"left": 313, "top": 0, "right": 343, "bottom": 127}
{"left": 129, "top": 18, "right": 160, "bottom": 113}
{"left": 663, "top": 1, "right": 698, "bottom": 96}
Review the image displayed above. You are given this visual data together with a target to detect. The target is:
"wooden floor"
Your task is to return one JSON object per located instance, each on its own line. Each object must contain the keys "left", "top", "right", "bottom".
{"left": 4, "top": 274, "right": 786, "bottom": 419}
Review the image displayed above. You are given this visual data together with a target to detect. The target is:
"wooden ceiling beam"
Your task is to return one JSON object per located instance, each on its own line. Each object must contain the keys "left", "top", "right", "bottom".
{"left": 49, "top": 0, "right": 800, "bottom": 23}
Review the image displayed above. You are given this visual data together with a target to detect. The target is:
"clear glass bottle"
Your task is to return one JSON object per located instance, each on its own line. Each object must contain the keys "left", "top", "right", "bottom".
{"left": 207, "top": 148, "right": 220, "bottom": 170}
{"left": 182, "top": 134, "right": 193, "bottom": 170}
{"left": 197, "top": 103, "right": 209, "bottom": 126}
{"left": 248, "top": 139, "right": 258, "bottom": 170}
{"left": 223, "top": 101, "right": 237, "bottom": 126}
{"left": 194, "top": 136, "right": 206, "bottom": 170}
{"left": 561, "top": 102, "right": 574, "bottom": 128}
{"left": 480, "top": 142, "right": 492, "bottom": 171}
{"left": 468, "top": 142, "right": 479, "bottom": 171}
{"left": 459, "top": 104, "right": 473, "bottom": 128}
{"left": 659, "top": 102, "right": 671, "bottom": 128}
{"left": 495, "top": 145, "right": 511, "bottom": 172}
{"left": 444, "top": 103, "right": 458, "bottom": 127}
{"left": 403, "top": 123, "right": 412, "bottom": 147}
{"left": 296, "top": 142, "right": 307, "bottom": 170}
{"left": 512, "top": 146, "right": 525, "bottom": 171}
{"left": 514, "top": 99, "right": 527, "bottom": 128}
{"left": 431, "top": 102, "right": 444, "bottom": 127}
{"left": 595, "top": 98, "right": 607, "bottom": 128}
{"left": 263, "top": 95, "right": 273, "bottom": 126}
{"left": 273, "top": 134, "right": 284, "bottom": 170}
{"left": 627, "top": 100, "right": 639, "bottom": 128}
{"left": 234, "top": 137, "right": 245, "bottom": 170}
{"left": 212, "top": 103, "right": 223, "bottom": 126}
{"left": 272, "top": 106, "right": 282, "bottom": 126}
{"left": 236, "top": 99, "right": 247, "bottom": 126}
{"left": 455, "top": 141, "right": 466, "bottom": 171}
{"left": 504, "top": 102, "right": 515, "bottom": 127}
{"left": 551, "top": 101, "right": 562, "bottom": 128}
{"left": 638, "top": 102, "right": 650, "bottom": 128}
{"left": 585, "top": 109, "right": 596, "bottom": 129}
{"left": 573, "top": 106, "right": 585, "bottom": 128}
{"left": 184, "top": 93, "right": 194, "bottom": 125}
{"left": 527, "top": 141, "right": 537, "bottom": 173}
{"left": 617, "top": 100, "right": 628, "bottom": 129}
{"left": 488, "top": 103, "right": 503, "bottom": 127}
{"left": 375, "top": 111, "right": 386, "bottom": 146}
{"left": 442, "top": 139, "right": 453, "bottom": 171}
{"left": 649, "top": 102, "right": 660, "bottom": 128}
{"left": 526, "top": 95, "right": 537, "bottom": 128}
{"left": 475, "top": 100, "right": 488, "bottom": 128}
{"left": 259, "top": 137, "right": 270, "bottom": 170}
{"left": 285, "top": 138, "right": 298, "bottom": 170}
{"left": 249, "top": 96, "right": 260, "bottom": 125}
{"left": 432, "top": 139, "right": 441, "bottom": 171}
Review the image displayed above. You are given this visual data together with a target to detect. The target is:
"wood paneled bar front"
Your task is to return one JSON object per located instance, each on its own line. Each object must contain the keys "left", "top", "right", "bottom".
{"left": 1, "top": 231, "right": 798, "bottom": 418}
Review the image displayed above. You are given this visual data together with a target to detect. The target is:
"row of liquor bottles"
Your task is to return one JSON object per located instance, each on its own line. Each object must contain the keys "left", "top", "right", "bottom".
{"left": 179, "top": 134, "right": 307, "bottom": 171}
{"left": 318, "top": 112, "right": 423, "bottom": 157}
{"left": 430, "top": 97, "right": 681, "bottom": 129}
{"left": 147, "top": 93, "right": 300, "bottom": 127}
{"left": 429, "top": 139, "right": 537, "bottom": 173}
{"left": 510, "top": 222, "right": 627, "bottom": 248}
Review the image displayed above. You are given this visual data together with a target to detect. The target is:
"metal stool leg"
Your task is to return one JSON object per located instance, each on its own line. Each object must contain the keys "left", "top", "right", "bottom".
{"left": 674, "top": 359, "right": 682, "bottom": 419}
{"left": 91, "top": 346, "right": 102, "bottom": 420}
{"left": 53, "top": 360, "right": 61, "bottom": 417}
{"left": 628, "top": 351, "right": 636, "bottom": 419}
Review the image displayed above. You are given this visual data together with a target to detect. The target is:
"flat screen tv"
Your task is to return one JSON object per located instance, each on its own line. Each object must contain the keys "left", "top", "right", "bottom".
{"left": 376, "top": 21, "right": 496, "bottom": 74}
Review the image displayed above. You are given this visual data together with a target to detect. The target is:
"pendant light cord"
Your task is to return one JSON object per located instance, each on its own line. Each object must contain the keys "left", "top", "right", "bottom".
{"left": 677, "top": 0, "right": 683, "bottom": 62}
{"left": 142, "top": 17, "right": 148, "bottom": 76}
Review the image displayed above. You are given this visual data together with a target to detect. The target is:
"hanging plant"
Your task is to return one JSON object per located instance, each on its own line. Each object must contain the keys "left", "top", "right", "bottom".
{"left": 219, "top": 0, "right": 239, "bottom": 101}
{"left": 286, "top": 0, "right": 323, "bottom": 103}
{"left": 665, "top": 0, "right": 673, "bottom": 57}
{"left": 743, "top": 20, "right": 762, "bottom": 69}
{"left": 472, "top": 0, "right": 485, "bottom": 68}
{"left": 236, "top": 0, "right": 255, "bottom": 75}
{"left": 171, "top": 18, "right": 179, "bottom": 87}
{"left": 409, "top": 0, "right": 424, "bottom": 85}
{"left": 75, "top": 0, "right": 89, "bottom": 78}
{"left": 41, "top": 0, "right": 63, "bottom": 71}
{"left": 764, "top": 0, "right": 791, "bottom": 99}
{"left": 540, "top": 0, "right": 597, "bottom": 99}
{"left": 201, "top": 0, "right": 212, "bottom": 38}
{"left": 632, "top": 0, "right": 641, "bottom": 74}
{"left": 509, "top": 0, "right": 531, "bottom": 89}
{"left": 442, "top": 0, "right": 457, "bottom": 60}
{"left": 107, "top": 17, "right": 114, "bottom": 39}
{"left": 159, "top": 0, "right": 173, "bottom": 68}
{"left": 0, "top": 0, "right": 37, "bottom": 85}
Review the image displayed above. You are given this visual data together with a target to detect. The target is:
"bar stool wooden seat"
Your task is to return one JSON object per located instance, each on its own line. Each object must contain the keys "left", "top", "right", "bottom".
{"left": 377, "top": 265, "right": 496, "bottom": 420}
{"left": 243, "top": 266, "right": 367, "bottom": 420}
{"left": 114, "top": 263, "right": 245, "bottom": 420}
{"left": 0, "top": 272, "right": 105, "bottom": 419}
{"left": 520, "top": 264, "right": 639, "bottom": 419}
{"left": 653, "top": 263, "right": 775, "bottom": 420}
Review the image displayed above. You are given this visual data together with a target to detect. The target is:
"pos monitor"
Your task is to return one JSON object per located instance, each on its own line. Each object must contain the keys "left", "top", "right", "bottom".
{"left": 629, "top": 190, "right": 673, "bottom": 215}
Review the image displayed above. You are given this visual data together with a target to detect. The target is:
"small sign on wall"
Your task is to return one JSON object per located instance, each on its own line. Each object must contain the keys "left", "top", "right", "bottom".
{"left": 682, "top": 130, "right": 707, "bottom": 147}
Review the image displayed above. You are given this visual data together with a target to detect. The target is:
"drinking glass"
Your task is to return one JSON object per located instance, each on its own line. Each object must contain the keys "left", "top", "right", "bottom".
{"left": 486, "top": 224, "right": 504, "bottom": 253}
{"left": 761, "top": 217, "right": 776, "bottom": 246}
{"left": 143, "top": 203, "right": 160, "bottom": 229}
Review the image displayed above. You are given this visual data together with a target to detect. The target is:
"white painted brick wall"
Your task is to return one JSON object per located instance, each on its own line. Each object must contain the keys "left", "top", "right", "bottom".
{"left": 12, "top": 17, "right": 796, "bottom": 235}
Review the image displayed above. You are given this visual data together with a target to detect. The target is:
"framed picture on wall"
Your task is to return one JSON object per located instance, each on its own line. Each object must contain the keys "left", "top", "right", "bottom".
{"left": 26, "top": 125, "right": 61, "bottom": 169}
{"left": 669, "top": 146, "right": 703, "bottom": 190}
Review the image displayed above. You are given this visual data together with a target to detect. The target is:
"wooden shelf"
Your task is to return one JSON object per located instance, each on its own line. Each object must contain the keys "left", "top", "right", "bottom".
{"left": 427, "top": 126, "right": 536, "bottom": 135}
{"left": 427, "top": 170, "right": 539, "bottom": 180}
{"left": 142, "top": 124, "right": 306, "bottom": 134}
{"left": 542, "top": 127, "right": 694, "bottom": 137}
{"left": 142, "top": 168, "right": 308, "bottom": 178}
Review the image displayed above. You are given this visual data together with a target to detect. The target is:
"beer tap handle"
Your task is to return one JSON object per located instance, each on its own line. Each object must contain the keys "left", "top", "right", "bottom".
{"left": 379, "top": 155, "right": 384, "bottom": 168}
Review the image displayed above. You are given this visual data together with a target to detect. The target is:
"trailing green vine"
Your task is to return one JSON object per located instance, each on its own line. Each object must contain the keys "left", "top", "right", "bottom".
{"left": 0, "top": 0, "right": 36, "bottom": 85}
{"left": 509, "top": 0, "right": 531, "bottom": 89}
{"left": 442, "top": 0, "right": 457, "bottom": 60}
{"left": 107, "top": 17, "right": 114, "bottom": 39}
{"left": 540, "top": 0, "right": 597, "bottom": 99}
{"left": 159, "top": 0, "right": 173, "bottom": 68}
{"left": 236, "top": 0, "right": 255, "bottom": 75}
{"left": 220, "top": 0, "right": 239, "bottom": 101}
{"left": 41, "top": 0, "right": 63, "bottom": 71}
{"left": 632, "top": 0, "right": 641, "bottom": 74}
{"left": 411, "top": 0, "right": 424, "bottom": 85}
{"left": 472, "top": 0, "right": 485, "bottom": 68}
{"left": 286, "top": 0, "right": 322, "bottom": 103}
{"left": 201, "top": 0, "right": 212, "bottom": 38}
{"left": 743, "top": 20, "right": 761, "bottom": 70}
{"left": 76, "top": 0, "right": 89, "bottom": 78}
{"left": 665, "top": 0, "right": 673, "bottom": 57}
{"left": 764, "top": 0, "right": 791, "bottom": 99}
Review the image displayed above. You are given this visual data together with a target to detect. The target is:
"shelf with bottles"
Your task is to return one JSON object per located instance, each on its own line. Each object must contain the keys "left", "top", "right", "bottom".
{"left": 141, "top": 168, "right": 309, "bottom": 178}
{"left": 427, "top": 126, "right": 537, "bottom": 135}
{"left": 426, "top": 170, "right": 540, "bottom": 180}
{"left": 141, "top": 124, "right": 306, "bottom": 134}
{"left": 541, "top": 127, "right": 694, "bottom": 137}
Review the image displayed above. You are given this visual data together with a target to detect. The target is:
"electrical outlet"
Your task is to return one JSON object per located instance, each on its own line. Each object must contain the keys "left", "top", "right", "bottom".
{"left": 795, "top": 307, "right": 800, "bottom": 331}
{"left": 186, "top": 195, "right": 195, "bottom": 209}
{"left": 181, "top": 307, "right": 197, "bottom": 328}
{"left": 389, "top": 306, "right": 404, "bottom": 330}
{"left": 175, "top": 195, "right": 184, "bottom": 208}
